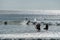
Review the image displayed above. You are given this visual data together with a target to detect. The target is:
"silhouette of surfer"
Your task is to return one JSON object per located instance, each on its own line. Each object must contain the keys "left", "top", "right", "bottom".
{"left": 44, "top": 24, "right": 49, "bottom": 30}
{"left": 25, "top": 18, "right": 28, "bottom": 20}
{"left": 4, "top": 21, "right": 7, "bottom": 25}
{"left": 26, "top": 20, "right": 30, "bottom": 25}
{"left": 36, "top": 23, "right": 41, "bottom": 32}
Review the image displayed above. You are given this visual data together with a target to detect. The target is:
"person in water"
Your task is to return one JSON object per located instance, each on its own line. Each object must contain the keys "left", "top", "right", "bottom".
{"left": 25, "top": 18, "right": 28, "bottom": 20}
{"left": 26, "top": 20, "right": 30, "bottom": 25}
{"left": 4, "top": 21, "right": 7, "bottom": 25}
{"left": 36, "top": 23, "right": 41, "bottom": 32}
{"left": 44, "top": 24, "right": 49, "bottom": 31}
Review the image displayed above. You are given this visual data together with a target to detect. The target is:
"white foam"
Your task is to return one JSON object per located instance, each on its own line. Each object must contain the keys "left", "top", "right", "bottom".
{"left": 19, "top": 20, "right": 28, "bottom": 25}
{"left": 0, "top": 32, "right": 60, "bottom": 38}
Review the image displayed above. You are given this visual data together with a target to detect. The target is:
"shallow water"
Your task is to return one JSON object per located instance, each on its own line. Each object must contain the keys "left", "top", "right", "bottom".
{"left": 0, "top": 24, "right": 37, "bottom": 34}
{"left": 0, "top": 24, "right": 60, "bottom": 34}
{"left": 0, "top": 14, "right": 60, "bottom": 39}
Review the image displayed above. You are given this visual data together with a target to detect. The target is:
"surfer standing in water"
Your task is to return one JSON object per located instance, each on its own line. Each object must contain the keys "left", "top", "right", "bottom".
{"left": 44, "top": 24, "right": 49, "bottom": 31}
{"left": 36, "top": 23, "right": 41, "bottom": 32}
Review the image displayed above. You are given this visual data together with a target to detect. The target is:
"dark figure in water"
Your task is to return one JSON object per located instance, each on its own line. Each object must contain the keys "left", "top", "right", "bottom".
{"left": 25, "top": 18, "right": 28, "bottom": 20}
{"left": 32, "top": 22, "right": 37, "bottom": 25}
{"left": 36, "top": 23, "right": 41, "bottom": 32}
{"left": 44, "top": 24, "right": 49, "bottom": 30}
{"left": 26, "top": 20, "right": 30, "bottom": 25}
{"left": 4, "top": 21, "right": 7, "bottom": 25}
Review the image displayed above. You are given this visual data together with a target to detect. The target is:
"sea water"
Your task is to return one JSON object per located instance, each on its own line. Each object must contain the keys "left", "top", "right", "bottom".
{"left": 0, "top": 14, "right": 60, "bottom": 40}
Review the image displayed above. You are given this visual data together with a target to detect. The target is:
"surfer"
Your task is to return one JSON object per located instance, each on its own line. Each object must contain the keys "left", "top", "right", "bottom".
{"left": 25, "top": 18, "right": 28, "bottom": 20}
{"left": 44, "top": 24, "right": 49, "bottom": 31}
{"left": 4, "top": 21, "right": 7, "bottom": 25}
{"left": 36, "top": 23, "right": 41, "bottom": 32}
{"left": 26, "top": 20, "right": 30, "bottom": 25}
{"left": 32, "top": 22, "right": 37, "bottom": 25}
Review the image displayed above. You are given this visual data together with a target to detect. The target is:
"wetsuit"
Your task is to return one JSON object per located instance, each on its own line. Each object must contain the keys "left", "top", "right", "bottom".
{"left": 36, "top": 23, "right": 40, "bottom": 32}
{"left": 4, "top": 21, "right": 7, "bottom": 25}
{"left": 26, "top": 20, "right": 30, "bottom": 25}
{"left": 44, "top": 24, "right": 48, "bottom": 30}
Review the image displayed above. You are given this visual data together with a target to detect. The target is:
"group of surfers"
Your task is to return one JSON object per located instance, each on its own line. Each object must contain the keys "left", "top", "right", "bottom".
{"left": 26, "top": 20, "right": 49, "bottom": 32}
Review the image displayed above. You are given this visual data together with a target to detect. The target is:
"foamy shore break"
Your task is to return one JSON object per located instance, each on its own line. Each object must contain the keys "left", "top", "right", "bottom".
{"left": 0, "top": 31, "right": 60, "bottom": 39}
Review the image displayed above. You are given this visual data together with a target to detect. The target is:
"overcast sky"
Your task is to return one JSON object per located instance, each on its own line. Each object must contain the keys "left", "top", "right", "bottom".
{"left": 0, "top": 0, "right": 60, "bottom": 10}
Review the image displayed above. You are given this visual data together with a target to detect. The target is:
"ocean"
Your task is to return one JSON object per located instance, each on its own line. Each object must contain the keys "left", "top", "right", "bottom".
{"left": 0, "top": 14, "right": 60, "bottom": 40}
